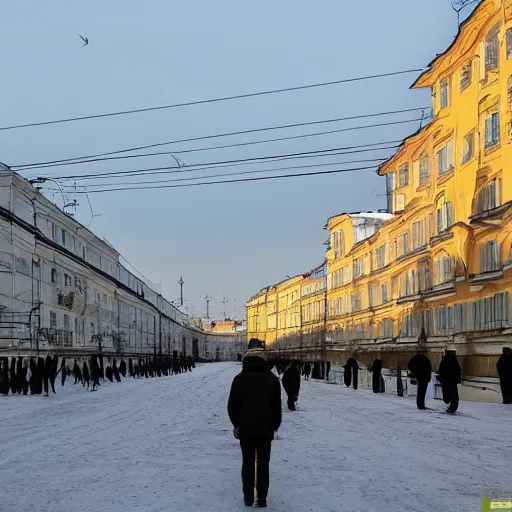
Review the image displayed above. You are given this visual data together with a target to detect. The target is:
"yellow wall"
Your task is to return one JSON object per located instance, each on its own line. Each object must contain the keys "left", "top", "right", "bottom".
{"left": 245, "top": 269, "right": 326, "bottom": 347}
{"left": 323, "top": 0, "right": 512, "bottom": 364}
{"left": 245, "top": 0, "right": 512, "bottom": 375}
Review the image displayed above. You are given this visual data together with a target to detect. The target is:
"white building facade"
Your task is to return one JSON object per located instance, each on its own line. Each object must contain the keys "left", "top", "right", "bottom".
{"left": 0, "top": 168, "right": 245, "bottom": 360}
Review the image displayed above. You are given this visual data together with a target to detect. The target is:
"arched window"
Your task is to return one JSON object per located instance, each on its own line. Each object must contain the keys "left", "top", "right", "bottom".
{"left": 436, "top": 194, "right": 454, "bottom": 234}
{"left": 507, "top": 28, "right": 512, "bottom": 59}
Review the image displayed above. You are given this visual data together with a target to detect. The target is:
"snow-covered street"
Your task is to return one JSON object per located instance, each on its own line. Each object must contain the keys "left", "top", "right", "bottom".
{"left": 1, "top": 362, "right": 510, "bottom": 512}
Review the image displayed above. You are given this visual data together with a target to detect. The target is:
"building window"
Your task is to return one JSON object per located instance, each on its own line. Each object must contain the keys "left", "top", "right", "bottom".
{"left": 369, "top": 283, "right": 378, "bottom": 307}
{"left": 435, "top": 256, "right": 454, "bottom": 285}
{"left": 386, "top": 173, "right": 395, "bottom": 212}
{"left": 63, "top": 314, "right": 70, "bottom": 330}
{"left": 50, "top": 311, "right": 57, "bottom": 329}
{"left": 333, "top": 230, "right": 345, "bottom": 259}
{"left": 507, "top": 29, "right": 512, "bottom": 59}
{"left": 380, "top": 318, "right": 394, "bottom": 337}
{"left": 460, "top": 61, "right": 472, "bottom": 91}
{"left": 476, "top": 178, "right": 500, "bottom": 213}
{"left": 381, "top": 283, "right": 388, "bottom": 303}
{"left": 375, "top": 245, "right": 386, "bottom": 269}
{"left": 419, "top": 157, "right": 430, "bottom": 185}
{"left": 440, "top": 78, "right": 449, "bottom": 108}
{"left": 412, "top": 220, "right": 427, "bottom": 250}
{"left": 51, "top": 268, "right": 57, "bottom": 283}
{"left": 64, "top": 273, "right": 71, "bottom": 287}
{"left": 436, "top": 140, "right": 454, "bottom": 176}
{"left": 485, "top": 31, "right": 499, "bottom": 72}
{"left": 461, "top": 131, "right": 474, "bottom": 164}
{"left": 437, "top": 200, "right": 454, "bottom": 234}
{"left": 398, "top": 164, "right": 409, "bottom": 188}
{"left": 480, "top": 240, "right": 500, "bottom": 273}
{"left": 353, "top": 258, "right": 364, "bottom": 279}
{"left": 485, "top": 112, "right": 500, "bottom": 149}
{"left": 351, "top": 293, "right": 362, "bottom": 312}
{"left": 75, "top": 276, "right": 81, "bottom": 289}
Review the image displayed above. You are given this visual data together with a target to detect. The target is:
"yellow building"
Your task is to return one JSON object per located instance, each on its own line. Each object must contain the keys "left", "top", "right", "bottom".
{"left": 245, "top": 263, "right": 327, "bottom": 352}
{"left": 246, "top": 0, "right": 512, "bottom": 376}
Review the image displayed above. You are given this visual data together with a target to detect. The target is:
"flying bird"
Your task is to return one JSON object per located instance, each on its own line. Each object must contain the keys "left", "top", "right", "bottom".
{"left": 79, "top": 34, "right": 89, "bottom": 47}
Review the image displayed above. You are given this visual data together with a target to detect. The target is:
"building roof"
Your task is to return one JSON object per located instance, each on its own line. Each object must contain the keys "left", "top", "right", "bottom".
{"left": 324, "top": 210, "right": 391, "bottom": 228}
{"left": 410, "top": 0, "right": 485, "bottom": 89}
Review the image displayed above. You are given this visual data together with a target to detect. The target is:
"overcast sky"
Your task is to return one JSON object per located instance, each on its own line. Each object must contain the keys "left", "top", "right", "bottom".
{"left": 1, "top": 0, "right": 469, "bottom": 319}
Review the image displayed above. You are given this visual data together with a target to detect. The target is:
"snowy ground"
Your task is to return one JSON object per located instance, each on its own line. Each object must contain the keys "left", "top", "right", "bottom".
{"left": 1, "top": 363, "right": 510, "bottom": 512}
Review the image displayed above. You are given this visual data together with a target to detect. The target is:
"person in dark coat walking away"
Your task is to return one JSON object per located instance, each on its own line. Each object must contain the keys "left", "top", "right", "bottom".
{"left": 408, "top": 352, "right": 432, "bottom": 409}
{"left": 438, "top": 349, "right": 462, "bottom": 413}
{"left": 303, "top": 361, "right": 311, "bottom": 380}
{"left": 496, "top": 347, "right": 512, "bottom": 404}
{"left": 370, "top": 359, "right": 382, "bottom": 394}
{"left": 281, "top": 361, "right": 301, "bottom": 411}
{"left": 82, "top": 361, "right": 90, "bottom": 389}
{"left": 227, "top": 347, "right": 282, "bottom": 508}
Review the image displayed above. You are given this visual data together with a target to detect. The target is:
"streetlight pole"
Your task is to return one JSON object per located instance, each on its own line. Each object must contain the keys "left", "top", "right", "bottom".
{"left": 178, "top": 277, "right": 184, "bottom": 306}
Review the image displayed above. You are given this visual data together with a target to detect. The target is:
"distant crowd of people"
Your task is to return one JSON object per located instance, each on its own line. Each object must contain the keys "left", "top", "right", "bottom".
{"left": 227, "top": 339, "right": 512, "bottom": 508}
{"left": 0, "top": 351, "right": 196, "bottom": 396}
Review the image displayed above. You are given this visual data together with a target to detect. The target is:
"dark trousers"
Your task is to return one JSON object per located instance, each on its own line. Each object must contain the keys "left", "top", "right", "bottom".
{"left": 441, "top": 383, "right": 459, "bottom": 412}
{"left": 499, "top": 378, "right": 512, "bottom": 404}
{"left": 286, "top": 394, "right": 296, "bottom": 411}
{"left": 416, "top": 379, "right": 428, "bottom": 409}
{"left": 372, "top": 371, "right": 381, "bottom": 393}
{"left": 240, "top": 437, "right": 272, "bottom": 502}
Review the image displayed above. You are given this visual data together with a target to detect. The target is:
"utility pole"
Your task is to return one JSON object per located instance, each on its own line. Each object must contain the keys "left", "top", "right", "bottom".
{"left": 222, "top": 296, "right": 228, "bottom": 320}
{"left": 204, "top": 294, "right": 210, "bottom": 319}
{"left": 178, "top": 276, "right": 184, "bottom": 306}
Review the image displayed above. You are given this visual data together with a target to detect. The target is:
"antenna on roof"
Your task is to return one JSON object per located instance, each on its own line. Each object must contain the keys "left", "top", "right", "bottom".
{"left": 450, "top": 0, "right": 479, "bottom": 28}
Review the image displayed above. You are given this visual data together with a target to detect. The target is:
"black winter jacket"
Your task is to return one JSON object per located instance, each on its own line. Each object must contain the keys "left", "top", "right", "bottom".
{"left": 227, "top": 356, "right": 282, "bottom": 439}
{"left": 282, "top": 366, "right": 301, "bottom": 397}
{"left": 438, "top": 355, "right": 462, "bottom": 385}
{"left": 408, "top": 354, "right": 432, "bottom": 382}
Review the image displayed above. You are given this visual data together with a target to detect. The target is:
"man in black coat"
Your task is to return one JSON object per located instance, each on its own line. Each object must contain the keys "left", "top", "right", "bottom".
{"left": 370, "top": 359, "right": 382, "bottom": 394}
{"left": 228, "top": 348, "right": 282, "bottom": 508}
{"left": 281, "top": 361, "right": 300, "bottom": 411}
{"left": 438, "top": 349, "right": 462, "bottom": 413}
{"left": 496, "top": 347, "right": 512, "bottom": 404}
{"left": 408, "top": 352, "right": 432, "bottom": 409}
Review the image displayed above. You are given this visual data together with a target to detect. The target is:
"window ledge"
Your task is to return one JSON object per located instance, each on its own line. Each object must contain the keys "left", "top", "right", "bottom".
{"left": 430, "top": 230, "right": 454, "bottom": 247}
{"left": 470, "top": 203, "right": 509, "bottom": 223}
{"left": 416, "top": 181, "right": 431, "bottom": 192}
{"left": 468, "top": 270, "right": 503, "bottom": 283}
{"left": 484, "top": 142, "right": 500, "bottom": 156}
{"left": 437, "top": 168, "right": 455, "bottom": 185}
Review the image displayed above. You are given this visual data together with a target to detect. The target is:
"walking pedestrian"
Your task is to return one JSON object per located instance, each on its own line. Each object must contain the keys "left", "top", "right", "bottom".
{"left": 281, "top": 361, "right": 300, "bottom": 411}
{"left": 227, "top": 346, "right": 282, "bottom": 508}
{"left": 370, "top": 359, "right": 382, "bottom": 394}
{"left": 496, "top": 347, "right": 512, "bottom": 404}
{"left": 304, "top": 361, "right": 311, "bottom": 380}
{"left": 438, "top": 349, "right": 462, "bottom": 413}
{"left": 408, "top": 352, "right": 432, "bottom": 409}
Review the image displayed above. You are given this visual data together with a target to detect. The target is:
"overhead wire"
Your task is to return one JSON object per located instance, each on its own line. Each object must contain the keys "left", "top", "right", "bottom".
{"left": 0, "top": 67, "right": 426, "bottom": 132}
{"left": 44, "top": 140, "right": 403, "bottom": 181}
{"left": 12, "top": 106, "right": 428, "bottom": 169}
{"left": 14, "top": 116, "right": 422, "bottom": 172}
{"left": 60, "top": 157, "right": 389, "bottom": 189}
{"left": 44, "top": 163, "right": 383, "bottom": 194}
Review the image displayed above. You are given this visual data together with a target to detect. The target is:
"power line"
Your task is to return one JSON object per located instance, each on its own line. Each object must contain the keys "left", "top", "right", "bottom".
{"left": 14, "top": 117, "right": 421, "bottom": 172}
{"left": 58, "top": 157, "right": 389, "bottom": 189}
{"left": 13, "top": 106, "right": 428, "bottom": 169}
{"left": 53, "top": 143, "right": 399, "bottom": 185}
{"left": 0, "top": 68, "right": 425, "bottom": 132}
{"left": 47, "top": 164, "right": 381, "bottom": 194}
{"left": 41, "top": 140, "right": 404, "bottom": 181}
